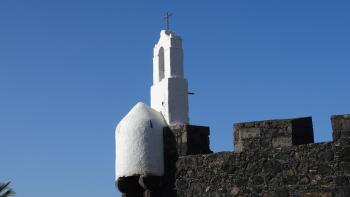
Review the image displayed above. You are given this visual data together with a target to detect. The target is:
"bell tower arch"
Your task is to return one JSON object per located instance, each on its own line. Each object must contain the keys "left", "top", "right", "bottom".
{"left": 151, "top": 30, "right": 189, "bottom": 125}
{"left": 158, "top": 47, "right": 165, "bottom": 82}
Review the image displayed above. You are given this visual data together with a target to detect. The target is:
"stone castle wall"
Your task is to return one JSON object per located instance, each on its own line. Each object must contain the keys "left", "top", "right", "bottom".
{"left": 117, "top": 114, "right": 350, "bottom": 197}
{"left": 166, "top": 114, "right": 350, "bottom": 197}
{"left": 175, "top": 142, "right": 349, "bottom": 197}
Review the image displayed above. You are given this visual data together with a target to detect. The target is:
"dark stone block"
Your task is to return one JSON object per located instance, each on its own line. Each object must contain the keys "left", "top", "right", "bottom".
{"left": 318, "top": 164, "right": 333, "bottom": 176}
{"left": 262, "top": 160, "right": 282, "bottom": 175}
{"left": 234, "top": 117, "right": 314, "bottom": 152}
{"left": 252, "top": 176, "right": 264, "bottom": 185}
{"left": 164, "top": 124, "right": 212, "bottom": 156}
{"left": 331, "top": 114, "right": 350, "bottom": 143}
{"left": 262, "top": 191, "right": 277, "bottom": 197}
{"left": 284, "top": 175, "right": 298, "bottom": 185}
{"left": 275, "top": 188, "right": 289, "bottom": 197}
{"left": 335, "top": 187, "right": 350, "bottom": 197}
{"left": 116, "top": 176, "right": 164, "bottom": 197}
{"left": 318, "top": 149, "right": 334, "bottom": 162}
{"left": 237, "top": 178, "right": 249, "bottom": 186}
{"left": 116, "top": 176, "right": 144, "bottom": 196}
{"left": 138, "top": 176, "right": 163, "bottom": 191}
{"left": 339, "top": 162, "right": 350, "bottom": 175}
{"left": 300, "top": 193, "right": 332, "bottom": 197}
{"left": 335, "top": 176, "right": 349, "bottom": 186}
{"left": 337, "top": 147, "right": 350, "bottom": 162}
{"left": 299, "top": 176, "right": 310, "bottom": 185}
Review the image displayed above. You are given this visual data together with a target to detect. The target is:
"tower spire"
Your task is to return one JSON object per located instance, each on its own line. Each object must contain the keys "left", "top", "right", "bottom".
{"left": 163, "top": 12, "right": 172, "bottom": 31}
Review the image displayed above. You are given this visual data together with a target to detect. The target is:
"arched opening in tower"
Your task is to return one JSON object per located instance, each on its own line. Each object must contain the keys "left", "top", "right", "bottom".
{"left": 158, "top": 47, "right": 165, "bottom": 82}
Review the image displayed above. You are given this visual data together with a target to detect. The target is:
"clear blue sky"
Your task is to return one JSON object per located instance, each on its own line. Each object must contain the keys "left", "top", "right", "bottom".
{"left": 1, "top": 1, "right": 349, "bottom": 196}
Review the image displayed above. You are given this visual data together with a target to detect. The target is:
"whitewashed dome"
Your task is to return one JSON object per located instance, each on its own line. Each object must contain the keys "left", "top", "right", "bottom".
{"left": 115, "top": 102, "right": 167, "bottom": 179}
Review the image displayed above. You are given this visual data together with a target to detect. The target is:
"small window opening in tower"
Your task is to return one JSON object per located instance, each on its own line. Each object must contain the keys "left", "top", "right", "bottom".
{"left": 149, "top": 120, "right": 153, "bottom": 128}
{"left": 158, "top": 47, "right": 165, "bottom": 81}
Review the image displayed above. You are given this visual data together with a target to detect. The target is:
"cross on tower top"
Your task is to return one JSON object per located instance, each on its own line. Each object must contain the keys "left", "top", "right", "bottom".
{"left": 163, "top": 12, "right": 173, "bottom": 31}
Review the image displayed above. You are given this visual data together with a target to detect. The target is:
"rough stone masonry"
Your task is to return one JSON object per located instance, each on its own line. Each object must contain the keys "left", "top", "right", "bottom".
{"left": 160, "top": 114, "right": 350, "bottom": 197}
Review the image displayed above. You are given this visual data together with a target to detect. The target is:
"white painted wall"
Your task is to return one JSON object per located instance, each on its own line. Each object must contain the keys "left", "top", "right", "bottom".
{"left": 151, "top": 30, "right": 189, "bottom": 125}
{"left": 115, "top": 102, "right": 166, "bottom": 179}
{"left": 115, "top": 30, "right": 190, "bottom": 181}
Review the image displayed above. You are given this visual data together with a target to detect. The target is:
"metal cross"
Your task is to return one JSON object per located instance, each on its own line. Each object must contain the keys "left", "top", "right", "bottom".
{"left": 163, "top": 12, "right": 173, "bottom": 30}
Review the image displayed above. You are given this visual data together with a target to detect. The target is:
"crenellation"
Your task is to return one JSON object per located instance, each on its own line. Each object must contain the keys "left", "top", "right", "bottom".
{"left": 331, "top": 114, "right": 350, "bottom": 145}
{"left": 163, "top": 124, "right": 212, "bottom": 157}
{"left": 234, "top": 117, "right": 314, "bottom": 153}
{"left": 159, "top": 115, "right": 350, "bottom": 197}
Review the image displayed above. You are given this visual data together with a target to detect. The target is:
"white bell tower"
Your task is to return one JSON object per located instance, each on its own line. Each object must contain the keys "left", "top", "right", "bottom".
{"left": 150, "top": 30, "right": 189, "bottom": 125}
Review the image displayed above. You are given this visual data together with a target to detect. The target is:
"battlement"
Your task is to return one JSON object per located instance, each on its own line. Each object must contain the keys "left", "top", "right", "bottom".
{"left": 332, "top": 114, "right": 350, "bottom": 145}
{"left": 232, "top": 115, "right": 350, "bottom": 153}
{"left": 118, "top": 114, "right": 350, "bottom": 197}
{"left": 164, "top": 114, "right": 350, "bottom": 197}
{"left": 234, "top": 117, "right": 314, "bottom": 152}
{"left": 164, "top": 114, "right": 350, "bottom": 157}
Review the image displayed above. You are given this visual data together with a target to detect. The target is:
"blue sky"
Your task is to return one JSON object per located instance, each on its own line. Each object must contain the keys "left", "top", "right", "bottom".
{"left": 1, "top": 1, "right": 349, "bottom": 196}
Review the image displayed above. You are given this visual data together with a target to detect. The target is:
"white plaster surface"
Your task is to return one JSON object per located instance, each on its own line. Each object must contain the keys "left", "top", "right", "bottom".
{"left": 115, "top": 102, "right": 167, "bottom": 179}
{"left": 151, "top": 30, "right": 189, "bottom": 125}
{"left": 151, "top": 77, "right": 189, "bottom": 124}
